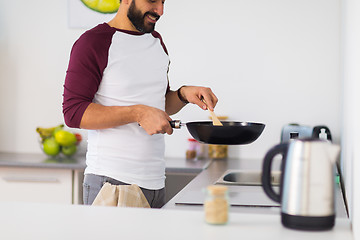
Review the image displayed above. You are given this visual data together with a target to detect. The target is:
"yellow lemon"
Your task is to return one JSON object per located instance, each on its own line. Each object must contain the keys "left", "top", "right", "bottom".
{"left": 54, "top": 130, "right": 77, "bottom": 147}
{"left": 81, "top": 0, "right": 120, "bottom": 14}
{"left": 52, "top": 125, "right": 64, "bottom": 136}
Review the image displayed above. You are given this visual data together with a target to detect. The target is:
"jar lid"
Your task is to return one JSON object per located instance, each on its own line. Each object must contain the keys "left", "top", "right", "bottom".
{"left": 207, "top": 185, "right": 228, "bottom": 195}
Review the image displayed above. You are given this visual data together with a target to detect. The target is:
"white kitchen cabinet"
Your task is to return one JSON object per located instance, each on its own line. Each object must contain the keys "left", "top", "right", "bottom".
{"left": 0, "top": 152, "right": 86, "bottom": 205}
{"left": 0, "top": 167, "right": 75, "bottom": 204}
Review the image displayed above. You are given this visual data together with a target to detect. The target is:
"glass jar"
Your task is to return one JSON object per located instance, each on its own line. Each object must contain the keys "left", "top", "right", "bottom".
{"left": 186, "top": 138, "right": 198, "bottom": 160}
{"left": 196, "top": 142, "right": 208, "bottom": 159}
{"left": 208, "top": 145, "right": 228, "bottom": 159}
{"left": 204, "top": 185, "right": 229, "bottom": 225}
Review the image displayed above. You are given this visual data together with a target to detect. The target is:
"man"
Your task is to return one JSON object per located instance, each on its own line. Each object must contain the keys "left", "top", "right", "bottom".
{"left": 62, "top": 0, "right": 218, "bottom": 208}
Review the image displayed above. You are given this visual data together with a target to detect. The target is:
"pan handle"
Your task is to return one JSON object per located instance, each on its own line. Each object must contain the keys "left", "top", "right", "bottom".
{"left": 169, "top": 120, "right": 182, "bottom": 129}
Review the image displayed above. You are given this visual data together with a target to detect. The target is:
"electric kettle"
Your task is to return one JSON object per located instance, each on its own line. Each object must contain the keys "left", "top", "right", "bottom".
{"left": 281, "top": 123, "right": 332, "bottom": 142}
{"left": 261, "top": 139, "right": 340, "bottom": 230}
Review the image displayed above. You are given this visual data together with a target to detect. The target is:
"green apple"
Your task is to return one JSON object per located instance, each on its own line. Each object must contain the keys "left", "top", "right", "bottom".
{"left": 43, "top": 138, "right": 60, "bottom": 156}
{"left": 61, "top": 144, "right": 77, "bottom": 156}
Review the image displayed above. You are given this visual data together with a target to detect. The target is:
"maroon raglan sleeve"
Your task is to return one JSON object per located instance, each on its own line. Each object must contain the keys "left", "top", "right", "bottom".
{"left": 62, "top": 24, "right": 114, "bottom": 128}
{"left": 152, "top": 31, "right": 171, "bottom": 93}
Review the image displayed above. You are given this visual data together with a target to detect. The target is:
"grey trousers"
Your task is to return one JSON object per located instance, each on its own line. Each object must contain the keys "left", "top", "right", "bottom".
{"left": 83, "top": 174, "right": 166, "bottom": 208}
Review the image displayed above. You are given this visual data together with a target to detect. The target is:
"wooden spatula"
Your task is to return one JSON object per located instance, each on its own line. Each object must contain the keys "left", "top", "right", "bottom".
{"left": 209, "top": 110, "right": 223, "bottom": 126}
{"left": 202, "top": 99, "right": 223, "bottom": 126}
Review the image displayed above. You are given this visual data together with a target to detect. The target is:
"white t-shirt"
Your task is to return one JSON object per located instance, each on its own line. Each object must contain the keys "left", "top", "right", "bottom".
{"left": 63, "top": 23, "right": 170, "bottom": 189}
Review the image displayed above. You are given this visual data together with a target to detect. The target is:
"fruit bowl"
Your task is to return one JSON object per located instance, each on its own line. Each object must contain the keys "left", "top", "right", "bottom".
{"left": 37, "top": 124, "right": 82, "bottom": 157}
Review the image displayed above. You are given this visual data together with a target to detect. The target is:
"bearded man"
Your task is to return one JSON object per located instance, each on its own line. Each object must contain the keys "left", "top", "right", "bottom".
{"left": 63, "top": 0, "right": 218, "bottom": 207}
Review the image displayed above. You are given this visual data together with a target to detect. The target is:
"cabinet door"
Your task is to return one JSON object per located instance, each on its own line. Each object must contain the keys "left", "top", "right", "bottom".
{"left": 73, "top": 170, "right": 84, "bottom": 204}
{"left": 0, "top": 167, "right": 73, "bottom": 204}
{"left": 165, "top": 172, "right": 197, "bottom": 203}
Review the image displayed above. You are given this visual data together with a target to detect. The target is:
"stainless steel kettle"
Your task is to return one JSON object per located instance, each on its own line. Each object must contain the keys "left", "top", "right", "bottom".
{"left": 261, "top": 139, "right": 340, "bottom": 230}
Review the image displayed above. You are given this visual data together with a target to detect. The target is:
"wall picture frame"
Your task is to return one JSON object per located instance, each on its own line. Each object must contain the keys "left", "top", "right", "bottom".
{"left": 68, "top": 0, "right": 118, "bottom": 29}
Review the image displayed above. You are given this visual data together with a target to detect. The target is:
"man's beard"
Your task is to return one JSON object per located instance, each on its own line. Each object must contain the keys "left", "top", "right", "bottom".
{"left": 127, "top": 0, "right": 160, "bottom": 33}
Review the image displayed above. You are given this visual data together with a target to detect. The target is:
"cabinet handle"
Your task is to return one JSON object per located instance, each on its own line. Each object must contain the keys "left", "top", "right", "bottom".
{"left": 3, "top": 176, "right": 59, "bottom": 183}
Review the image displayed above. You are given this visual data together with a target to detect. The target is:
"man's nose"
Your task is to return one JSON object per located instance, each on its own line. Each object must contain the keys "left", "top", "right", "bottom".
{"left": 153, "top": 2, "right": 164, "bottom": 16}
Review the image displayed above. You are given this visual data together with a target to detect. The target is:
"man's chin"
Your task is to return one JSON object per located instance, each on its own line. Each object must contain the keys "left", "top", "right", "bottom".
{"left": 134, "top": 21, "right": 155, "bottom": 33}
{"left": 143, "top": 24, "right": 155, "bottom": 33}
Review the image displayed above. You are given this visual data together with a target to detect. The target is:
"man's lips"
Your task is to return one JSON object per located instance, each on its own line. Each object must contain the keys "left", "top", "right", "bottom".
{"left": 146, "top": 13, "right": 160, "bottom": 23}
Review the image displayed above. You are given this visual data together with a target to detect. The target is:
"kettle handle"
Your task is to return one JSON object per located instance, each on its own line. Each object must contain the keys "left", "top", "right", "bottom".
{"left": 261, "top": 143, "right": 288, "bottom": 203}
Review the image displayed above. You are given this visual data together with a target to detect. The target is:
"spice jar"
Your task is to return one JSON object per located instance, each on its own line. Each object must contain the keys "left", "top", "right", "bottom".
{"left": 204, "top": 185, "right": 229, "bottom": 225}
{"left": 186, "top": 138, "right": 198, "bottom": 160}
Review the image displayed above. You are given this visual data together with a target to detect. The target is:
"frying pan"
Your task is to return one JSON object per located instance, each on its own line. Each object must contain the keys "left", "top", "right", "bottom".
{"left": 170, "top": 120, "right": 265, "bottom": 145}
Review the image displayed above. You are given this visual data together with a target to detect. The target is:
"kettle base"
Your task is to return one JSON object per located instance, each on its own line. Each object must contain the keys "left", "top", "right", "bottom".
{"left": 281, "top": 213, "right": 335, "bottom": 231}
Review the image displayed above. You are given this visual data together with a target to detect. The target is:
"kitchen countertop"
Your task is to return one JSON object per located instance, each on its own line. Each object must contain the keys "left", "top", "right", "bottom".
{"left": 0, "top": 152, "right": 86, "bottom": 170}
{"left": 163, "top": 158, "right": 349, "bottom": 218}
{"left": 0, "top": 201, "right": 352, "bottom": 240}
{"left": 0, "top": 153, "right": 348, "bottom": 218}
{"left": 0, "top": 152, "right": 210, "bottom": 172}
{"left": 164, "top": 157, "right": 212, "bottom": 173}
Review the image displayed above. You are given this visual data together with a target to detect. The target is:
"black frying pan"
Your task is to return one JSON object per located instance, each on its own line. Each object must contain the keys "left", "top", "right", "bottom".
{"left": 170, "top": 120, "right": 265, "bottom": 145}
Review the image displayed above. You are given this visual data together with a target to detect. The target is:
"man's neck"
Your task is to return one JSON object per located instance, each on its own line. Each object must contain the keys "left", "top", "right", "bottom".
{"left": 108, "top": 11, "right": 139, "bottom": 32}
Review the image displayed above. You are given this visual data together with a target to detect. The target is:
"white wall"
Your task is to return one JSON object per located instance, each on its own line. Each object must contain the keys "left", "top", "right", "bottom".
{"left": 0, "top": 0, "right": 84, "bottom": 152}
{"left": 0, "top": 0, "right": 341, "bottom": 161}
{"left": 158, "top": 0, "right": 341, "bottom": 159}
{"left": 341, "top": 0, "right": 360, "bottom": 239}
